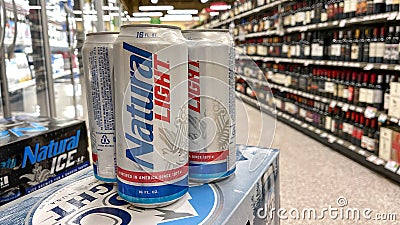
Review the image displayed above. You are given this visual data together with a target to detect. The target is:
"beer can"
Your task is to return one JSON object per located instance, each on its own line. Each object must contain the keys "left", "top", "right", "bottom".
{"left": 182, "top": 29, "right": 236, "bottom": 182}
{"left": 82, "top": 32, "right": 119, "bottom": 183}
{"left": 114, "top": 25, "right": 189, "bottom": 207}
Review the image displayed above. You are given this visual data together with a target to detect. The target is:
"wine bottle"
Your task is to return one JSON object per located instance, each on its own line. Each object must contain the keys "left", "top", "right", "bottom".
{"left": 331, "top": 31, "right": 341, "bottom": 60}
{"left": 359, "top": 73, "right": 369, "bottom": 107}
{"left": 375, "top": 27, "right": 385, "bottom": 64}
{"left": 373, "top": 0, "right": 385, "bottom": 14}
{"left": 369, "top": 28, "right": 378, "bottom": 63}
{"left": 353, "top": 72, "right": 362, "bottom": 106}
{"left": 393, "top": 26, "right": 400, "bottom": 64}
{"left": 351, "top": 29, "right": 361, "bottom": 62}
{"left": 363, "top": 28, "right": 370, "bottom": 62}
{"left": 384, "top": 26, "right": 394, "bottom": 64}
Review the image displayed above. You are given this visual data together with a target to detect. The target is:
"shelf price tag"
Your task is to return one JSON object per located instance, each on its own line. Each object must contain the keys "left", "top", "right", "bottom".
{"left": 342, "top": 104, "right": 350, "bottom": 112}
{"left": 374, "top": 158, "right": 385, "bottom": 166}
{"left": 388, "top": 12, "right": 398, "bottom": 20}
{"left": 363, "top": 63, "right": 374, "bottom": 70}
{"left": 308, "top": 126, "right": 315, "bottom": 131}
{"left": 394, "top": 65, "right": 400, "bottom": 71}
{"left": 328, "top": 135, "right": 337, "bottom": 143}
{"left": 349, "top": 145, "right": 356, "bottom": 151}
{"left": 320, "top": 133, "right": 328, "bottom": 138}
{"left": 337, "top": 139, "right": 344, "bottom": 145}
{"left": 385, "top": 161, "right": 399, "bottom": 173}
{"left": 315, "top": 129, "right": 322, "bottom": 134}
{"left": 358, "top": 150, "right": 367, "bottom": 156}
{"left": 339, "top": 20, "right": 346, "bottom": 27}
{"left": 380, "top": 64, "right": 389, "bottom": 70}
{"left": 366, "top": 155, "right": 377, "bottom": 162}
{"left": 390, "top": 117, "right": 399, "bottom": 124}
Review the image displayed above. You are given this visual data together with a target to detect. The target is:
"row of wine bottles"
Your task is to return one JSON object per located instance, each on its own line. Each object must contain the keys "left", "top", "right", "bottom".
{"left": 236, "top": 78, "right": 400, "bottom": 163}
{"left": 238, "top": 26, "right": 400, "bottom": 64}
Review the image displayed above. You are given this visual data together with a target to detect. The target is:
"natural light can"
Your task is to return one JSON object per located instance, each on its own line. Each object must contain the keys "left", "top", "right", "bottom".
{"left": 82, "top": 32, "right": 119, "bottom": 183}
{"left": 182, "top": 29, "right": 236, "bottom": 183}
{"left": 113, "top": 24, "right": 189, "bottom": 207}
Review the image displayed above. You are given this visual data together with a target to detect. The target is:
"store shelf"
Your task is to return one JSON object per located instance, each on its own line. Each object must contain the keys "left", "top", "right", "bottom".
{"left": 238, "top": 55, "right": 400, "bottom": 71}
{"left": 286, "top": 12, "right": 399, "bottom": 33}
{"left": 238, "top": 74, "right": 400, "bottom": 125}
{"left": 8, "top": 69, "right": 79, "bottom": 93}
{"left": 236, "top": 91, "right": 400, "bottom": 184}
{"left": 199, "top": 0, "right": 289, "bottom": 29}
{"left": 234, "top": 29, "right": 281, "bottom": 40}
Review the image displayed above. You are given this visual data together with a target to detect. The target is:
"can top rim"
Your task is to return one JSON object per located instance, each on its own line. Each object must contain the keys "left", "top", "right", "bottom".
{"left": 121, "top": 24, "right": 181, "bottom": 30}
{"left": 182, "top": 29, "right": 228, "bottom": 33}
{"left": 86, "top": 32, "right": 119, "bottom": 36}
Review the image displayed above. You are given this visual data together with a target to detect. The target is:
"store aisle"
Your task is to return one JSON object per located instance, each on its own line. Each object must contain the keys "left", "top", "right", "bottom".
{"left": 236, "top": 99, "right": 400, "bottom": 225}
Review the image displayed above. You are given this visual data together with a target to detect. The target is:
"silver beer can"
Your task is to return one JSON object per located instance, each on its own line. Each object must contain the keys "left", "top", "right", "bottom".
{"left": 113, "top": 24, "right": 189, "bottom": 207}
{"left": 82, "top": 32, "right": 119, "bottom": 183}
{"left": 182, "top": 29, "right": 236, "bottom": 183}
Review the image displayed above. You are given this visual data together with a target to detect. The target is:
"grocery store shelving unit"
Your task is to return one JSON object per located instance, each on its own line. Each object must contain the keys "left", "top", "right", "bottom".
{"left": 199, "top": 1, "right": 400, "bottom": 183}
{"left": 236, "top": 91, "right": 400, "bottom": 184}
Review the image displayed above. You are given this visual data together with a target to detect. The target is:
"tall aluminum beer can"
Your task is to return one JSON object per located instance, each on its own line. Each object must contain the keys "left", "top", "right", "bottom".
{"left": 114, "top": 24, "right": 189, "bottom": 208}
{"left": 182, "top": 29, "right": 236, "bottom": 183}
{"left": 82, "top": 32, "right": 119, "bottom": 183}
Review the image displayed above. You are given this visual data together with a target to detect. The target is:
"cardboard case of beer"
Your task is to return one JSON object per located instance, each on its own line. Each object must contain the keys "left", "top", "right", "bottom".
{"left": 0, "top": 145, "right": 279, "bottom": 225}
{"left": 0, "top": 115, "right": 89, "bottom": 205}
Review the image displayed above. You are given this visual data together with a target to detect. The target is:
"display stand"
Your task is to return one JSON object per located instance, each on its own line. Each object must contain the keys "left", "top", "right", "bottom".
{"left": 0, "top": 145, "right": 280, "bottom": 225}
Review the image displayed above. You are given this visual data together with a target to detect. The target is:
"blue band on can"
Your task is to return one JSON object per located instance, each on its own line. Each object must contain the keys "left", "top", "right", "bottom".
{"left": 189, "top": 162, "right": 228, "bottom": 174}
{"left": 117, "top": 176, "right": 188, "bottom": 204}
{"left": 93, "top": 164, "right": 117, "bottom": 183}
{"left": 189, "top": 167, "right": 236, "bottom": 180}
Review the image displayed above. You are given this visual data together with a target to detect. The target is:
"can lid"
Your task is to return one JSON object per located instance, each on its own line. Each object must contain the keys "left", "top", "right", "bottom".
{"left": 121, "top": 24, "right": 181, "bottom": 30}
{"left": 182, "top": 29, "right": 228, "bottom": 33}
{"left": 86, "top": 32, "right": 119, "bottom": 36}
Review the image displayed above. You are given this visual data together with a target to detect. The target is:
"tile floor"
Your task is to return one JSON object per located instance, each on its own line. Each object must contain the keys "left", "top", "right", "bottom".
{"left": 236, "top": 97, "right": 400, "bottom": 225}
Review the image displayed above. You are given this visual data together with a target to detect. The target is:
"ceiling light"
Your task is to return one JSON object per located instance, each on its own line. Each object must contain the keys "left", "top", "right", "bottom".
{"left": 28, "top": 5, "right": 42, "bottom": 10}
{"left": 161, "top": 14, "right": 193, "bottom": 21}
{"left": 129, "top": 17, "right": 151, "bottom": 22}
{"left": 210, "top": 11, "right": 219, "bottom": 16}
{"left": 167, "top": 9, "right": 198, "bottom": 15}
{"left": 139, "top": 5, "right": 174, "bottom": 11}
{"left": 151, "top": 0, "right": 159, "bottom": 3}
{"left": 132, "top": 12, "right": 163, "bottom": 17}
{"left": 200, "top": 0, "right": 208, "bottom": 3}
{"left": 102, "top": 6, "right": 119, "bottom": 10}
{"left": 210, "top": 4, "right": 231, "bottom": 11}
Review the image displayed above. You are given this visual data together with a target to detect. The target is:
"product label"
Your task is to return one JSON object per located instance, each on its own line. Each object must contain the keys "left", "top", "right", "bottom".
{"left": 369, "top": 43, "right": 377, "bottom": 58}
{"left": 359, "top": 88, "right": 367, "bottom": 103}
{"left": 325, "top": 82, "right": 335, "bottom": 93}
{"left": 325, "top": 116, "right": 332, "bottom": 130}
{"left": 350, "top": 0, "right": 357, "bottom": 12}
{"left": 343, "top": 122, "right": 349, "bottom": 133}
{"left": 304, "top": 45, "right": 311, "bottom": 56}
{"left": 347, "top": 124, "right": 354, "bottom": 135}
{"left": 373, "top": 0, "right": 384, "bottom": 3}
{"left": 311, "top": 43, "right": 319, "bottom": 56}
{"left": 321, "top": 12, "right": 328, "bottom": 22}
{"left": 343, "top": 88, "right": 349, "bottom": 99}
{"left": 374, "top": 90, "right": 383, "bottom": 104}
{"left": 344, "top": 0, "right": 350, "bottom": 13}
{"left": 384, "top": 93, "right": 390, "bottom": 110}
{"left": 375, "top": 43, "right": 385, "bottom": 58}
{"left": 332, "top": 44, "right": 341, "bottom": 57}
{"left": 361, "top": 135, "right": 369, "bottom": 149}
{"left": 282, "top": 44, "right": 289, "bottom": 53}
{"left": 392, "top": 43, "right": 400, "bottom": 60}
{"left": 351, "top": 45, "right": 359, "bottom": 59}
{"left": 366, "top": 89, "right": 375, "bottom": 104}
